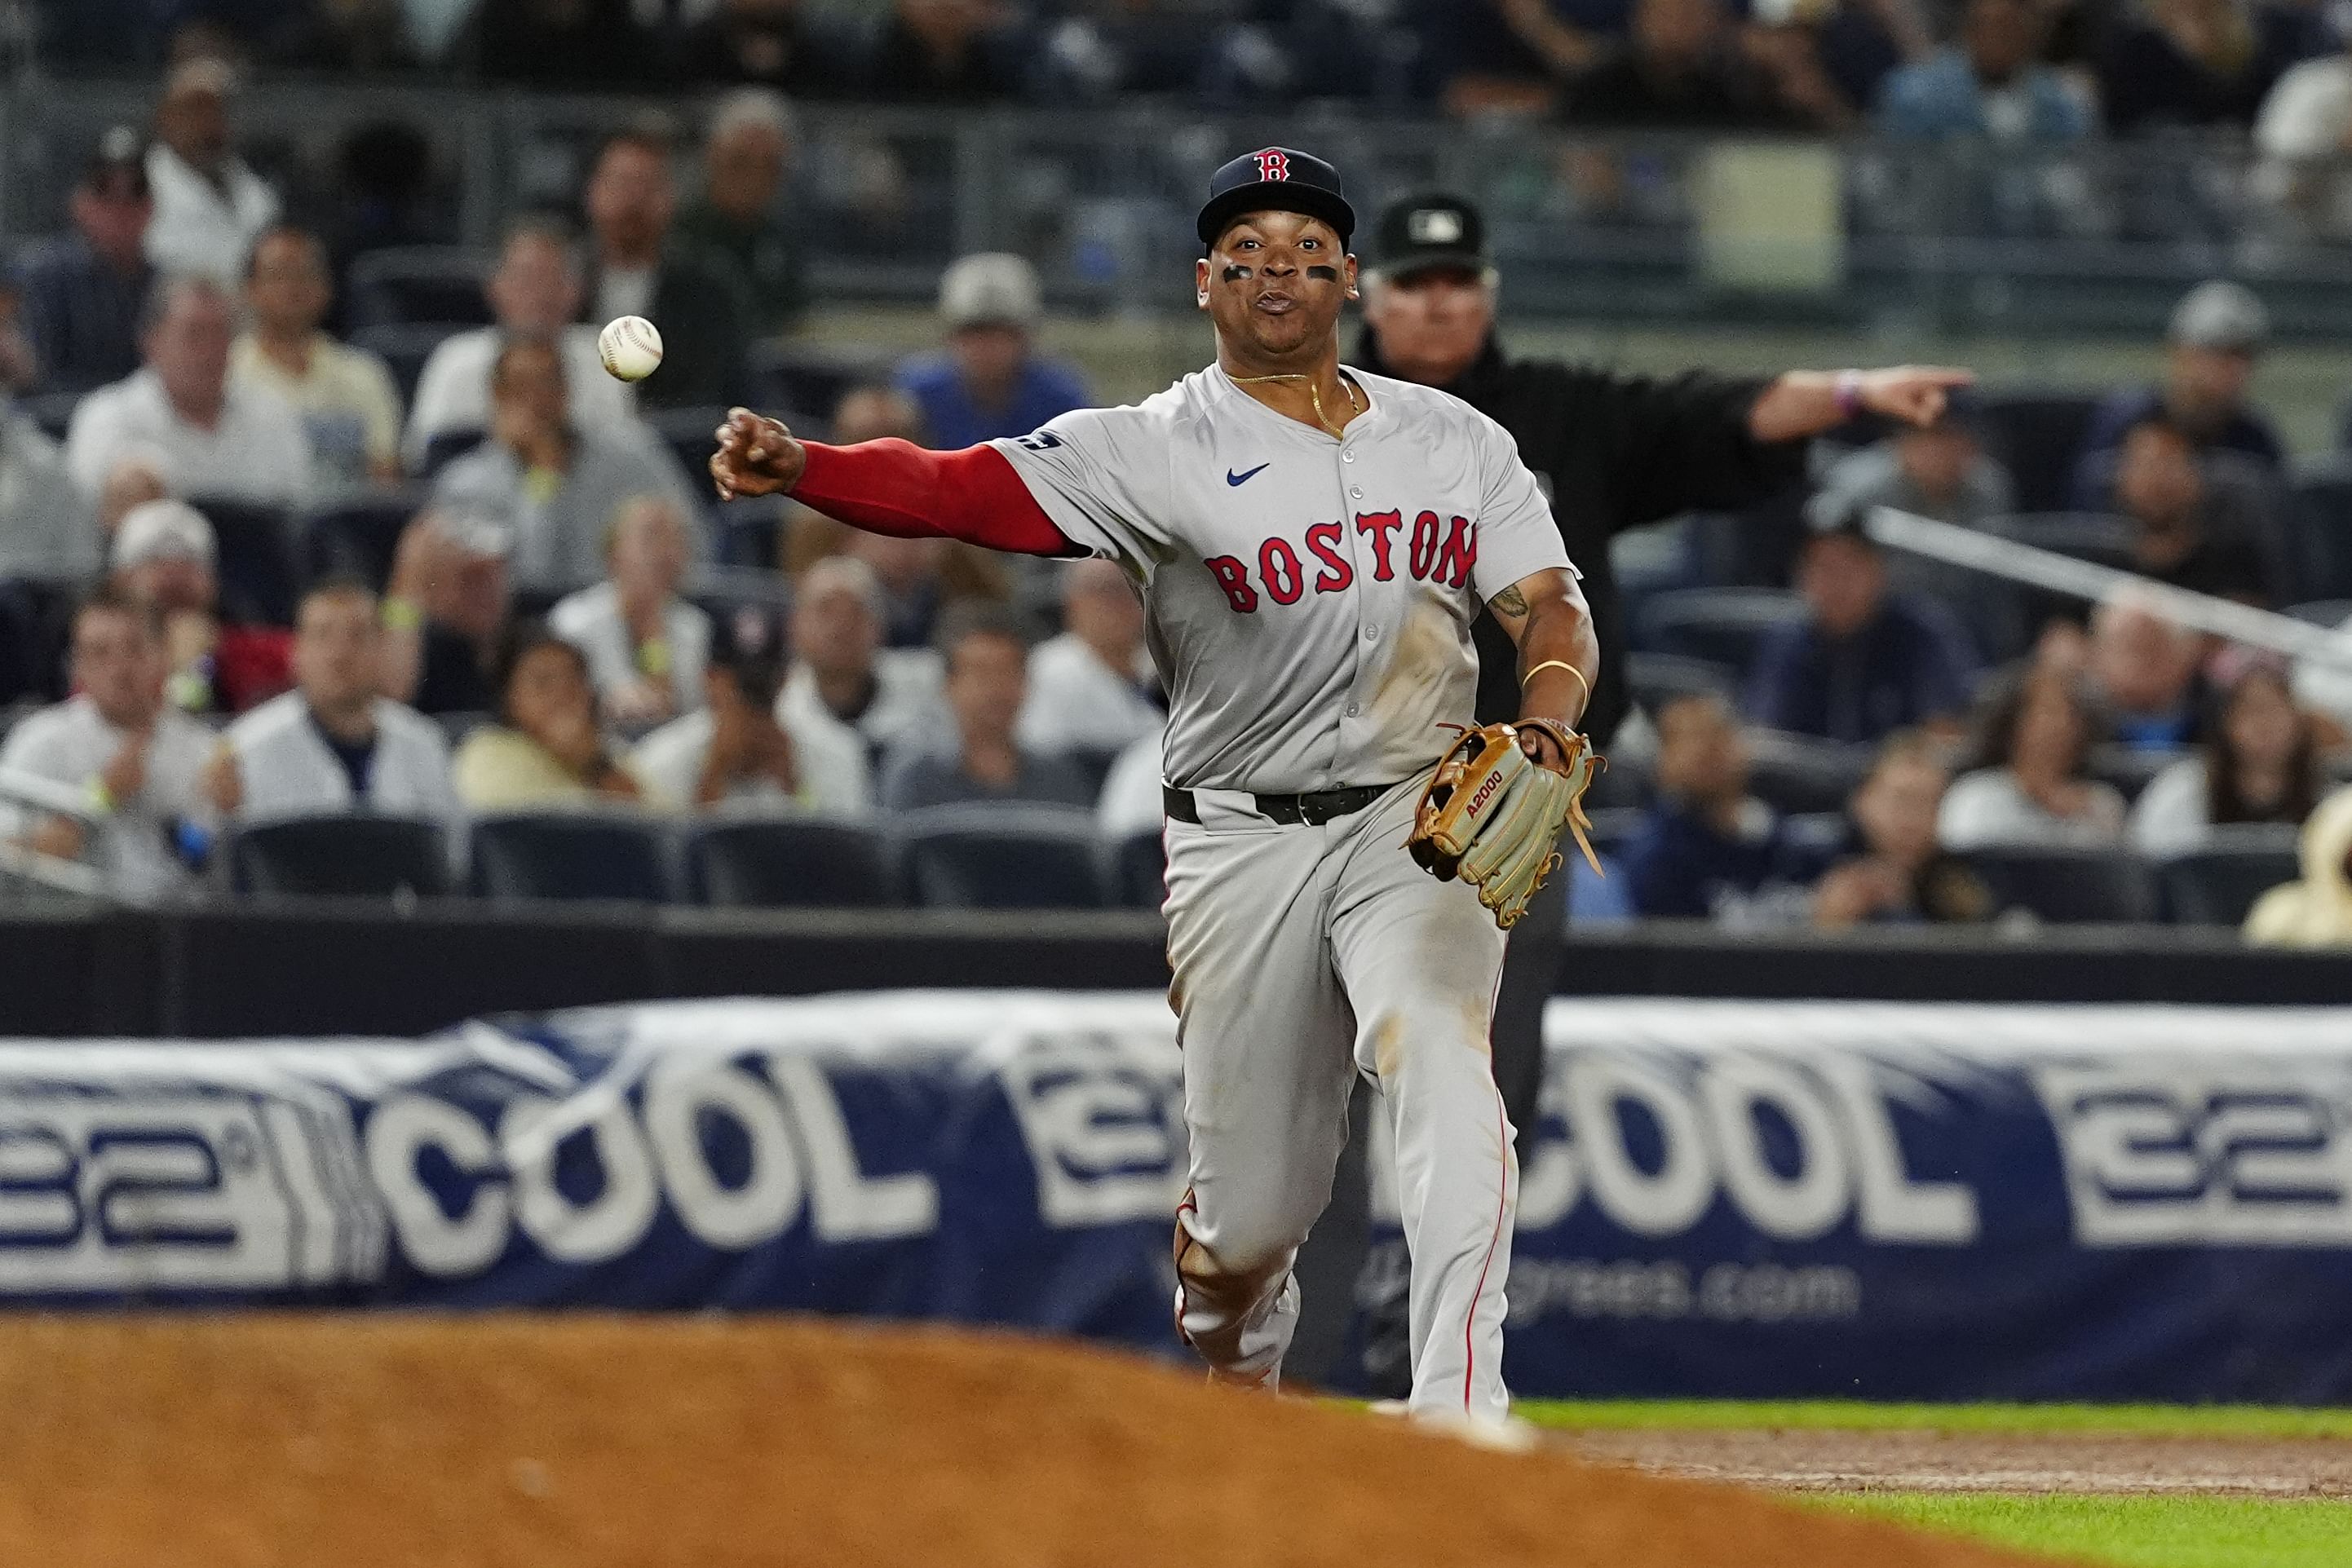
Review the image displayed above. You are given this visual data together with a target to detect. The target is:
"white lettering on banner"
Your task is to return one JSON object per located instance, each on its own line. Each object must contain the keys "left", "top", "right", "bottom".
{"left": 1458, "top": 1049, "right": 1979, "bottom": 1244}
{"left": 642, "top": 1058, "right": 804, "bottom": 1249}
{"left": 0, "top": 1090, "right": 378, "bottom": 1292}
{"left": 768, "top": 1055, "right": 937, "bottom": 1242}
{"left": 2033, "top": 1065, "right": 2352, "bottom": 1245}
{"left": 503, "top": 1092, "right": 662, "bottom": 1265}
{"left": 360, "top": 1051, "right": 948, "bottom": 1279}
{"left": 1700, "top": 1056, "right": 1850, "bottom": 1242}
{"left": 367, "top": 1093, "right": 510, "bottom": 1278}
{"left": 1567, "top": 1056, "right": 1715, "bottom": 1236}
{"left": 1819, "top": 1058, "right": 1980, "bottom": 1244}
{"left": 1506, "top": 1256, "right": 1863, "bottom": 1324}
{"left": 994, "top": 1031, "right": 1187, "bottom": 1228}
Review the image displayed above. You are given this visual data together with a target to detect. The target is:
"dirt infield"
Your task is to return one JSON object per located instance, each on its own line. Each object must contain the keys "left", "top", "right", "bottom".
{"left": 1560, "top": 1428, "right": 2352, "bottom": 1498}
{"left": 0, "top": 1315, "right": 2057, "bottom": 1568}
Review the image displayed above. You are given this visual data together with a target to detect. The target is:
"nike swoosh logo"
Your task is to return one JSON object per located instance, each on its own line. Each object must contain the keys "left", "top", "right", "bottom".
{"left": 1226, "top": 463, "right": 1269, "bottom": 487}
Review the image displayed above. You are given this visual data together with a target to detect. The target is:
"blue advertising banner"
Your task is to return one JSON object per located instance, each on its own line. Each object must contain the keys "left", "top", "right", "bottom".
{"left": 1447, "top": 1000, "right": 2352, "bottom": 1402}
{"left": 6, "top": 995, "right": 2352, "bottom": 1402}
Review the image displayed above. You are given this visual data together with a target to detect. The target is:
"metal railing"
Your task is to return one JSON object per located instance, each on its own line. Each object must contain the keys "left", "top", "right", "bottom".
{"left": 9, "top": 82, "right": 2352, "bottom": 337}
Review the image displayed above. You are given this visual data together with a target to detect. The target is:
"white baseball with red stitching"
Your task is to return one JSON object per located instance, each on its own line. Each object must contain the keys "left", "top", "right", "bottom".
{"left": 597, "top": 316, "right": 664, "bottom": 382}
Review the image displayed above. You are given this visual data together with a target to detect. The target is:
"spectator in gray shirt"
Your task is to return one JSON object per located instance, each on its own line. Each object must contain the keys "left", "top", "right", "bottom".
{"left": 431, "top": 334, "right": 701, "bottom": 596}
{"left": 0, "top": 400, "right": 101, "bottom": 585}
{"left": 881, "top": 605, "right": 1094, "bottom": 813}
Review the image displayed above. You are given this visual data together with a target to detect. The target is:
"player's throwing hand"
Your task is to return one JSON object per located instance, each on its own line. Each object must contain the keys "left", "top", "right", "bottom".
{"left": 710, "top": 408, "right": 807, "bottom": 501}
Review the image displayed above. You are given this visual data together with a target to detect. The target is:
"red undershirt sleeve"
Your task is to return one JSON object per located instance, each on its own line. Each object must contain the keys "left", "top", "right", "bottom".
{"left": 788, "top": 439, "right": 1081, "bottom": 558}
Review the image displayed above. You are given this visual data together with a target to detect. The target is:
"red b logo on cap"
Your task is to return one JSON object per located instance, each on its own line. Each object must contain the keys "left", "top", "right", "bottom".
{"left": 1254, "top": 149, "right": 1290, "bottom": 182}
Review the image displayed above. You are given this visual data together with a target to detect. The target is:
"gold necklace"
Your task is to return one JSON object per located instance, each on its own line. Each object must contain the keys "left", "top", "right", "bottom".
{"left": 1228, "top": 370, "right": 1364, "bottom": 438}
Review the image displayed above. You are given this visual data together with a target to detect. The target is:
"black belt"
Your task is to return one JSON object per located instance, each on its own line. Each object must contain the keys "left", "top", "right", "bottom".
{"left": 1163, "top": 782, "right": 1390, "bottom": 828}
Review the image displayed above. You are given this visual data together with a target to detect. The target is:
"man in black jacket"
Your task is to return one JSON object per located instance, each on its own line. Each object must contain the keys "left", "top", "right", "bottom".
{"left": 579, "top": 126, "right": 754, "bottom": 411}
{"left": 1297, "top": 192, "right": 1968, "bottom": 1393}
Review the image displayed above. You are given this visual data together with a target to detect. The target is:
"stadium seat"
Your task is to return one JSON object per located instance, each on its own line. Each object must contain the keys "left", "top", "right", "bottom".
{"left": 2085, "top": 744, "right": 2174, "bottom": 805}
{"left": 183, "top": 497, "right": 298, "bottom": 627}
{"left": 1625, "top": 651, "right": 1738, "bottom": 713}
{"left": 747, "top": 340, "right": 891, "bottom": 426}
{"left": 896, "top": 802, "right": 1106, "bottom": 909}
{"left": 646, "top": 405, "right": 729, "bottom": 489}
{"left": 354, "top": 322, "right": 463, "bottom": 408}
{"left": 229, "top": 814, "right": 452, "bottom": 898}
{"left": 1581, "top": 805, "right": 1649, "bottom": 860}
{"left": 2285, "top": 462, "right": 2352, "bottom": 603}
{"left": 2157, "top": 826, "right": 2301, "bottom": 926}
{"left": 1633, "top": 588, "right": 1805, "bottom": 673}
{"left": 1780, "top": 811, "right": 1850, "bottom": 858}
{"left": 303, "top": 489, "right": 426, "bottom": 590}
{"left": 1973, "top": 391, "right": 2101, "bottom": 515}
{"left": 1965, "top": 846, "right": 2159, "bottom": 923}
{"left": 682, "top": 818, "right": 893, "bottom": 908}
{"left": 1984, "top": 512, "right": 2138, "bottom": 572}
{"left": 346, "top": 246, "right": 493, "bottom": 331}
{"left": 2283, "top": 598, "right": 2352, "bottom": 629}
{"left": 418, "top": 426, "right": 487, "bottom": 478}
{"left": 1744, "top": 729, "right": 1872, "bottom": 815}
{"left": 433, "top": 710, "right": 493, "bottom": 749}
{"left": 714, "top": 496, "right": 789, "bottom": 571}
{"left": 22, "top": 390, "right": 81, "bottom": 442}
{"left": 0, "top": 580, "right": 67, "bottom": 705}
{"left": 1110, "top": 828, "right": 1165, "bottom": 908}
{"left": 469, "top": 813, "right": 673, "bottom": 903}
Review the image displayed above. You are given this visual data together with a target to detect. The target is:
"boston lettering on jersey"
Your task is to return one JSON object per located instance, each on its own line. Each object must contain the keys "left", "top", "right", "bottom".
{"left": 1204, "top": 510, "right": 1478, "bottom": 613}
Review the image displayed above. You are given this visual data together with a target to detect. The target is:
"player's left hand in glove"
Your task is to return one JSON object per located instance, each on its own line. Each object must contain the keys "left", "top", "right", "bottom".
{"left": 1406, "top": 718, "right": 1605, "bottom": 930}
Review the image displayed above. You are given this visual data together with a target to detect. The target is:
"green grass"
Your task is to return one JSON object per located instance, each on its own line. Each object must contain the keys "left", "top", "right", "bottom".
{"left": 1517, "top": 1400, "right": 2352, "bottom": 1439}
{"left": 1824, "top": 1493, "right": 2352, "bottom": 1568}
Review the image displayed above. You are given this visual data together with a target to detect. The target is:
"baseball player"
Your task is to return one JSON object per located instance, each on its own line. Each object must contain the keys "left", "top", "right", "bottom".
{"left": 710, "top": 148, "right": 1600, "bottom": 1426}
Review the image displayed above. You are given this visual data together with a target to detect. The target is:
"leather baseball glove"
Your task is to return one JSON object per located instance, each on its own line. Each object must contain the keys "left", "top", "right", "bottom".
{"left": 1407, "top": 719, "right": 1605, "bottom": 930}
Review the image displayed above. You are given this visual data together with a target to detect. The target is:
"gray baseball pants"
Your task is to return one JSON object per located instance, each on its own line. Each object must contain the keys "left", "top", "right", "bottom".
{"left": 1162, "top": 773, "right": 1516, "bottom": 1422}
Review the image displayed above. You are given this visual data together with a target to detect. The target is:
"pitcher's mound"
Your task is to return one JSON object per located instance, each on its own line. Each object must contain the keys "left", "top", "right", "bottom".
{"left": 0, "top": 1315, "right": 2044, "bottom": 1566}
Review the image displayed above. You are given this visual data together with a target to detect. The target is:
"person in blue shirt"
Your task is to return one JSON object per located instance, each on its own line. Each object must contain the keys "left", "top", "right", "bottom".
{"left": 1875, "top": 0, "right": 2092, "bottom": 141}
{"left": 1623, "top": 692, "right": 1819, "bottom": 921}
{"left": 16, "top": 129, "right": 156, "bottom": 398}
{"left": 893, "top": 252, "right": 1090, "bottom": 452}
{"left": 1745, "top": 511, "right": 1981, "bottom": 744}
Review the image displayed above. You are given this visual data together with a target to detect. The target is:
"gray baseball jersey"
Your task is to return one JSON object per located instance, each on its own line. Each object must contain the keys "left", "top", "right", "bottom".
{"left": 990, "top": 364, "right": 1581, "bottom": 796}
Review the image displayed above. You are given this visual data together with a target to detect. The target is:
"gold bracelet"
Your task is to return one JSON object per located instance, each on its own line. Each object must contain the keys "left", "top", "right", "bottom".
{"left": 1523, "top": 658, "right": 1589, "bottom": 709}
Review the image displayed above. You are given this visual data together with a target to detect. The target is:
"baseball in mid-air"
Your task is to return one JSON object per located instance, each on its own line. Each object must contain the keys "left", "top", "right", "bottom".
{"left": 598, "top": 316, "right": 663, "bottom": 382}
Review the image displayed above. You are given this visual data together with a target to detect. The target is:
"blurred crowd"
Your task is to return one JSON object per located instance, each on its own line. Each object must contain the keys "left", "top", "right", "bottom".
{"left": 3, "top": 48, "right": 2352, "bottom": 940}
{"left": 25, "top": 0, "right": 2352, "bottom": 144}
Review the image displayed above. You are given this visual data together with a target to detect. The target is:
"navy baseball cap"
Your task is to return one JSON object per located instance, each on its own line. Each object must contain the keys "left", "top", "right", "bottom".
{"left": 1368, "top": 193, "right": 1489, "bottom": 280}
{"left": 1196, "top": 147, "right": 1355, "bottom": 250}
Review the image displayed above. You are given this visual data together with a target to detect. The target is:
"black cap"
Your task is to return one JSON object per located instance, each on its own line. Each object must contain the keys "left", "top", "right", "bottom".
{"left": 1368, "top": 193, "right": 1489, "bottom": 280}
{"left": 1197, "top": 147, "right": 1355, "bottom": 249}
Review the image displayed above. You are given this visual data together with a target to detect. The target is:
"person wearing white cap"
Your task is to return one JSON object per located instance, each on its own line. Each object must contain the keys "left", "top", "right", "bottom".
{"left": 108, "top": 496, "right": 292, "bottom": 717}
{"left": 2069, "top": 279, "right": 2285, "bottom": 509}
{"left": 0, "top": 589, "right": 219, "bottom": 903}
{"left": 891, "top": 252, "right": 1090, "bottom": 451}
{"left": 141, "top": 57, "right": 281, "bottom": 286}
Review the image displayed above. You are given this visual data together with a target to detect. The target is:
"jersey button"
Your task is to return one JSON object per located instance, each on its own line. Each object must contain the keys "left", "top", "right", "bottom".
{"left": 1342, "top": 452, "right": 1355, "bottom": 463}
{"left": 1363, "top": 625, "right": 1378, "bottom": 640}
{"left": 1349, "top": 486, "right": 1364, "bottom": 499}
{"left": 1346, "top": 704, "right": 1361, "bottom": 717}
